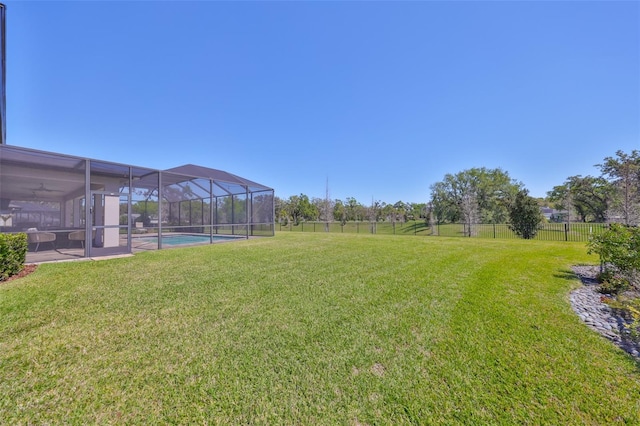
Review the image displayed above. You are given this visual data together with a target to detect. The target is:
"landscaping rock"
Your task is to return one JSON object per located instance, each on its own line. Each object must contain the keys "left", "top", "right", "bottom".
{"left": 571, "top": 265, "right": 639, "bottom": 360}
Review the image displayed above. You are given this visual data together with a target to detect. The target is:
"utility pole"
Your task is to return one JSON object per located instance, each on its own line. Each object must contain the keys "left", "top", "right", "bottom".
{"left": 324, "top": 177, "right": 332, "bottom": 232}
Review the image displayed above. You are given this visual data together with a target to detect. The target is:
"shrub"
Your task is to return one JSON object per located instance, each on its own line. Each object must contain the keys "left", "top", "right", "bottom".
{"left": 0, "top": 233, "right": 28, "bottom": 281}
{"left": 588, "top": 224, "right": 640, "bottom": 289}
{"left": 508, "top": 189, "right": 544, "bottom": 239}
{"left": 596, "top": 270, "right": 630, "bottom": 294}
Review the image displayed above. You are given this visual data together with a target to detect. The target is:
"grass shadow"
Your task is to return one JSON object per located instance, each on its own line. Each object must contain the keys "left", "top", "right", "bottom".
{"left": 554, "top": 268, "right": 579, "bottom": 281}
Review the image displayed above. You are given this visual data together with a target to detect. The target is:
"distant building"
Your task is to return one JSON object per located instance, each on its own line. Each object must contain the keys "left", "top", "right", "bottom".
{"left": 541, "top": 206, "right": 568, "bottom": 222}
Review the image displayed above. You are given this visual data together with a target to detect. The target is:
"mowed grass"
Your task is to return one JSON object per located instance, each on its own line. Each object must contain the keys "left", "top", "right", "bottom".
{"left": 1, "top": 233, "right": 639, "bottom": 424}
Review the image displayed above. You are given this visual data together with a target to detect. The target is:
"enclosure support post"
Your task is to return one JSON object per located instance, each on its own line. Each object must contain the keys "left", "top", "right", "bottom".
{"left": 84, "top": 159, "right": 91, "bottom": 258}
{"left": 127, "top": 167, "right": 132, "bottom": 253}
{"left": 246, "top": 186, "right": 249, "bottom": 240}
{"left": 210, "top": 180, "right": 214, "bottom": 241}
{"left": 231, "top": 195, "right": 235, "bottom": 235}
{"left": 271, "top": 190, "right": 276, "bottom": 236}
{"left": 158, "top": 173, "right": 163, "bottom": 250}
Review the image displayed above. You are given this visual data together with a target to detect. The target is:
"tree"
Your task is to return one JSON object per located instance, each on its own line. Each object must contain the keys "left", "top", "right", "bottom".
{"left": 322, "top": 178, "right": 333, "bottom": 230}
{"left": 598, "top": 150, "right": 640, "bottom": 225}
{"left": 547, "top": 175, "right": 612, "bottom": 222}
{"left": 392, "top": 201, "right": 409, "bottom": 223}
{"left": 283, "top": 194, "right": 317, "bottom": 225}
{"left": 408, "top": 202, "right": 428, "bottom": 221}
{"left": 508, "top": 189, "right": 544, "bottom": 239}
{"left": 298, "top": 194, "right": 318, "bottom": 222}
{"left": 345, "top": 197, "right": 365, "bottom": 221}
{"left": 333, "top": 200, "right": 347, "bottom": 225}
{"left": 252, "top": 193, "right": 274, "bottom": 224}
{"left": 460, "top": 186, "right": 479, "bottom": 236}
{"left": 381, "top": 203, "right": 392, "bottom": 222}
{"left": 274, "top": 196, "right": 288, "bottom": 224}
{"left": 430, "top": 167, "right": 522, "bottom": 225}
{"left": 368, "top": 199, "right": 383, "bottom": 222}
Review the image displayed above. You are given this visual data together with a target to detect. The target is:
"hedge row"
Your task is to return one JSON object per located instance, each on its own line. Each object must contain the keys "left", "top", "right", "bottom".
{"left": 0, "top": 233, "right": 28, "bottom": 281}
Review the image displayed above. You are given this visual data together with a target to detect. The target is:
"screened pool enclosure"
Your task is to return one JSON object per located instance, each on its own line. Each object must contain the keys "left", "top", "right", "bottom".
{"left": 0, "top": 145, "right": 274, "bottom": 263}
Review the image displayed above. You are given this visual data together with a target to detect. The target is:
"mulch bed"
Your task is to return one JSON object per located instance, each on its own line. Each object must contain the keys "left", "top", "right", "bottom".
{"left": 1, "top": 264, "right": 38, "bottom": 284}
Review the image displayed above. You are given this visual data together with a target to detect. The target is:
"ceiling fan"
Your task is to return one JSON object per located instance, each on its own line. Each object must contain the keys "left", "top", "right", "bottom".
{"left": 28, "top": 183, "right": 63, "bottom": 193}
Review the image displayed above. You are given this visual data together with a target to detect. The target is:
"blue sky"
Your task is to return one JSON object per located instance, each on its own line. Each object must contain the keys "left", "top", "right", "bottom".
{"left": 6, "top": 1, "right": 639, "bottom": 204}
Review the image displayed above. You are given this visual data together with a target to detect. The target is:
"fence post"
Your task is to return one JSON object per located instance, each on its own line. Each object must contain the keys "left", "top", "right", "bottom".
{"left": 565, "top": 223, "right": 568, "bottom": 241}
{"left": 357, "top": 222, "right": 359, "bottom": 233}
{"left": 302, "top": 222, "right": 304, "bottom": 232}
{"left": 313, "top": 222, "right": 316, "bottom": 232}
{"left": 493, "top": 223, "right": 496, "bottom": 239}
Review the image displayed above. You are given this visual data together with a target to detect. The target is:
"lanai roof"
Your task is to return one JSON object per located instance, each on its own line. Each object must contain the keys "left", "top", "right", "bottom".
{"left": 165, "top": 164, "right": 272, "bottom": 193}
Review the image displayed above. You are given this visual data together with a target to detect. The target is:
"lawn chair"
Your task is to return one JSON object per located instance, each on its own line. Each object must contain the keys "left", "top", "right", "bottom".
{"left": 68, "top": 230, "right": 95, "bottom": 248}
{"left": 27, "top": 231, "right": 56, "bottom": 252}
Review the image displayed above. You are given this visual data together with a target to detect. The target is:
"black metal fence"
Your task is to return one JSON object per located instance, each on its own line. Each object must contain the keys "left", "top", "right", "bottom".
{"left": 277, "top": 221, "right": 610, "bottom": 242}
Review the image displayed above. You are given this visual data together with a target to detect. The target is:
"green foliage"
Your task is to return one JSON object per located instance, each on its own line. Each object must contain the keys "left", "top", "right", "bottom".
{"left": 547, "top": 175, "right": 612, "bottom": 222}
{"left": 132, "top": 200, "right": 158, "bottom": 216}
{"left": 508, "top": 189, "right": 544, "bottom": 239}
{"left": 0, "top": 233, "right": 28, "bottom": 281}
{"left": 598, "top": 150, "right": 640, "bottom": 226}
{"left": 430, "top": 167, "right": 522, "bottom": 224}
{"left": 279, "top": 194, "right": 318, "bottom": 224}
{"left": 135, "top": 212, "right": 152, "bottom": 227}
{"left": 596, "top": 270, "right": 630, "bottom": 294}
{"left": 587, "top": 224, "right": 640, "bottom": 284}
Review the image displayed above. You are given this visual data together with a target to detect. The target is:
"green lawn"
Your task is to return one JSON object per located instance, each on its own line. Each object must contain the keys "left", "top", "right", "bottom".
{"left": 1, "top": 233, "right": 639, "bottom": 424}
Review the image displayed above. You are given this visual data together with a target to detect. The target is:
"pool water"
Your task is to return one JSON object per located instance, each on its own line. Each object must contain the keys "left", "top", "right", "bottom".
{"left": 137, "top": 234, "right": 238, "bottom": 246}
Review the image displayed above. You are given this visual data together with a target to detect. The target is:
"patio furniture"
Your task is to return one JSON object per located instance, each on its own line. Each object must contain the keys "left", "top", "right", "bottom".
{"left": 68, "top": 230, "right": 95, "bottom": 248}
{"left": 27, "top": 231, "right": 56, "bottom": 252}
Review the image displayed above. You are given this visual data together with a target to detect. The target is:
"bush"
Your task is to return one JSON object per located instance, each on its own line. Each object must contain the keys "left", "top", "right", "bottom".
{"left": 596, "top": 270, "right": 630, "bottom": 294}
{"left": 0, "top": 233, "right": 28, "bottom": 281}
{"left": 508, "top": 189, "right": 543, "bottom": 239}
{"left": 588, "top": 224, "right": 640, "bottom": 289}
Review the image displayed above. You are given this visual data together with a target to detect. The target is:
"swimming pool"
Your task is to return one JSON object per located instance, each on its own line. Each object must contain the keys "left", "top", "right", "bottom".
{"left": 134, "top": 234, "right": 240, "bottom": 247}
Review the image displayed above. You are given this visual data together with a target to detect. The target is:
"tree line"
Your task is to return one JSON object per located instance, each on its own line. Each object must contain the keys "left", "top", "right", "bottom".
{"left": 429, "top": 150, "right": 640, "bottom": 237}
{"left": 276, "top": 149, "right": 639, "bottom": 239}
{"left": 275, "top": 195, "right": 428, "bottom": 227}
{"left": 429, "top": 167, "right": 542, "bottom": 238}
{"left": 547, "top": 150, "right": 640, "bottom": 225}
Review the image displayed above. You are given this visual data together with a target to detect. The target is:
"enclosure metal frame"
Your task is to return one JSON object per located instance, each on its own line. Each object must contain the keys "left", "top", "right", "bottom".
{"left": 0, "top": 144, "right": 274, "bottom": 262}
